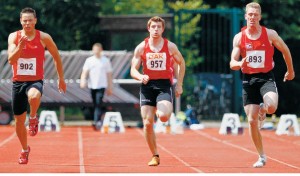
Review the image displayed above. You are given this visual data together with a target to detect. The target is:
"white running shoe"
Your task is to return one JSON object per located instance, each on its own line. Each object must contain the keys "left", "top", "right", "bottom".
{"left": 258, "top": 103, "right": 266, "bottom": 121}
{"left": 253, "top": 155, "right": 267, "bottom": 168}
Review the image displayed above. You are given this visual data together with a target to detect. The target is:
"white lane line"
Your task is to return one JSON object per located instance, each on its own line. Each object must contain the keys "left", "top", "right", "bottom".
{"left": 194, "top": 130, "right": 300, "bottom": 170}
{"left": 0, "top": 132, "right": 16, "bottom": 147}
{"left": 135, "top": 128, "right": 203, "bottom": 173}
{"left": 77, "top": 128, "right": 85, "bottom": 173}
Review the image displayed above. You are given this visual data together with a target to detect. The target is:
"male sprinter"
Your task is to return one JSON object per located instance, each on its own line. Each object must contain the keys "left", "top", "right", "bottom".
{"left": 131, "top": 16, "right": 185, "bottom": 166}
{"left": 7, "top": 7, "right": 66, "bottom": 164}
{"left": 230, "top": 2, "right": 294, "bottom": 167}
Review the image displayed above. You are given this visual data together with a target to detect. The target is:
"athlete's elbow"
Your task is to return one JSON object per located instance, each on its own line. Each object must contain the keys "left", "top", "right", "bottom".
{"left": 230, "top": 62, "right": 240, "bottom": 70}
{"left": 8, "top": 58, "right": 15, "bottom": 65}
{"left": 130, "top": 69, "right": 137, "bottom": 80}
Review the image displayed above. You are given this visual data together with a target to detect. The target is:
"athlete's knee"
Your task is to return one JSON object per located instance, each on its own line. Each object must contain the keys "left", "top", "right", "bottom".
{"left": 28, "top": 92, "right": 41, "bottom": 104}
{"left": 143, "top": 118, "right": 154, "bottom": 131}
{"left": 248, "top": 117, "right": 258, "bottom": 128}
{"left": 264, "top": 94, "right": 278, "bottom": 114}
{"left": 14, "top": 115, "right": 26, "bottom": 126}
{"left": 156, "top": 111, "right": 171, "bottom": 122}
{"left": 265, "top": 104, "right": 277, "bottom": 114}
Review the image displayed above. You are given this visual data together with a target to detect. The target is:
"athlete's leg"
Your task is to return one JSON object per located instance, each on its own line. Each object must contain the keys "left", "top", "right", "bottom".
{"left": 156, "top": 100, "right": 173, "bottom": 122}
{"left": 14, "top": 112, "right": 28, "bottom": 151}
{"left": 245, "top": 104, "right": 267, "bottom": 167}
{"left": 27, "top": 87, "right": 41, "bottom": 118}
{"left": 245, "top": 104, "right": 264, "bottom": 156}
{"left": 141, "top": 105, "right": 157, "bottom": 155}
{"left": 260, "top": 91, "right": 278, "bottom": 115}
{"left": 27, "top": 87, "right": 42, "bottom": 136}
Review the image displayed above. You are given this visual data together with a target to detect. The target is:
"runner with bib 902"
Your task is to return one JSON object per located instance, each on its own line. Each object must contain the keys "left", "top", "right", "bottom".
{"left": 7, "top": 7, "right": 66, "bottom": 164}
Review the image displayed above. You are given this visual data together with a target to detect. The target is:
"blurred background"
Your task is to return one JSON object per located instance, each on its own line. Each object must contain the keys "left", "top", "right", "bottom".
{"left": 0, "top": 0, "right": 299, "bottom": 125}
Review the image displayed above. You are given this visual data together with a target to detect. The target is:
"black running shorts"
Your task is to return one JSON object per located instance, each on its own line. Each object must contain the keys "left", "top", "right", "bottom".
{"left": 140, "top": 79, "right": 173, "bottom": 107}
{"left": 242, "top": 71, "right": 277, "bottom": 106}
{"left": 12, "top": 80, "right": 44, "bottom": 115}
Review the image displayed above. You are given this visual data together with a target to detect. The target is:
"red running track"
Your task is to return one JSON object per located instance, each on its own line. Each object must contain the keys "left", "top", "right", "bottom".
{"left": 0, "top": 125, "right": 300, "bottom": 173}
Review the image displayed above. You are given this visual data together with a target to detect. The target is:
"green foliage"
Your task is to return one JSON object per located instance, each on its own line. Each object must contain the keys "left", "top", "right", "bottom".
{"left": 0, "top": 0, "right": 102, "bottom": 50}
{"left": 100, "top": 0, "right": 165, "bottom": 15}
{"left": 167, "top": 0, "right": 208, "bottom": 70}
{"left": 165, "top": 0, "right": 208, "bottom": 108}
{"left": 258, "top": 0, "right": 300, "bottom": 41}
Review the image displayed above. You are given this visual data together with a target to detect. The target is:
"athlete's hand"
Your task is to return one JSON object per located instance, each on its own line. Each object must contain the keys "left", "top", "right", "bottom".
{"left": 58, "top": 79, "right": 67, "bottom": 93}
{"left": 175, "top": 84, "right": 183, "bottom": 97}
{"left": 18, "top": 36, "right": 28, "bottom": 48}
{"left": 240, "top": 56, "right": 248, "bottom": 68}
{"left": 283, "top": 70, "right": 295, "bottom": 82}
{"left": 140, "top": 75, "right": 149, "bottom": 84}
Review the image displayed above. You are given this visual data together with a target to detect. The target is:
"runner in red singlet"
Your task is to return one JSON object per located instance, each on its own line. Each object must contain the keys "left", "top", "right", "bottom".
{"left": 230, "top": 2, "right": 295, "bottom": 167}
{"left": 131, "top": 16, "right": 185, "bottom": 166}
{"left": 7, "top": 7, "right": 66, "bottom": 164}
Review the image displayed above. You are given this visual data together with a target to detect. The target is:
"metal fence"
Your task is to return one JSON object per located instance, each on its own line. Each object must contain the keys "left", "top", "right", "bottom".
{"left": 176, "top": 8, "right": 245, "bottom": 119}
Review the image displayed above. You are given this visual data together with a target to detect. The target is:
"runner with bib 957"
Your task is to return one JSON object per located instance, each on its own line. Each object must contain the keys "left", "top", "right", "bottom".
{"left": 130, "top": 16, "right": 185, "bottom": 166}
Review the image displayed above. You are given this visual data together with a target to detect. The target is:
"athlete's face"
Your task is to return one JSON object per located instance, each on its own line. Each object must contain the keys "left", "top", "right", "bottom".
{"left": 245, "top": 7, "right": 261, "bottom": 27}
{"left": 148, "top": 21, "right": 164, "bottom": 38}
{"left": 20, "top": 13, "right": 37, "bottom": 33}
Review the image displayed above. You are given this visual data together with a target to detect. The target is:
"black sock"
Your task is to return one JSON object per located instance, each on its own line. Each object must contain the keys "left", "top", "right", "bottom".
{"left": 153, "top": 154, "right": 159, "bottom": 158}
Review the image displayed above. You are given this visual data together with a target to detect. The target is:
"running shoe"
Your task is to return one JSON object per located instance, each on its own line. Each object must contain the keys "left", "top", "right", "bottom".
{"left": 19, "top": 146, "right": 30, "bottom": 164}
{"left": 258, "top": 103, "right": 266, "bottom": 121}
{"left": 148, "top": 155, "right": 160, "bottom": 166}
{"left": 29, "top": 117, "right": 39, "bottom": 136}
{"left": 253, "top": 155, "right": 267, "bottom": 168}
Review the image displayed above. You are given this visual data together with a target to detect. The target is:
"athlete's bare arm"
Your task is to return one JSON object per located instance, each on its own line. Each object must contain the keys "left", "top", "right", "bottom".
{"left": 7, "top": 32, "right": 28, "bottom": 65}
{"left": 168, "top": 42, "right": 185, "bottom": 97}
{"left": 130, "top": 41, "right": 149, "bottom": 84}
{"left": 268, "top": 29, "right": 295, "bottom": 81}
{"left": 230, "top": 32, "right": 246, "bottom": 70}
{"left": 41, "top": 32, "right": 66, "bottom": 92}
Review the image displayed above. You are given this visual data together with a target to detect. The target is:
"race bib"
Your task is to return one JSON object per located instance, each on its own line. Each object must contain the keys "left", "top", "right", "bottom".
{"left": 246, "top": 50, "right": 265, "bottom": 68}
{"left": 17, "top": 58, "right": 36, "bottom": 76}
{"left": 146, "top": 53, "right": 166, "bottom": 71}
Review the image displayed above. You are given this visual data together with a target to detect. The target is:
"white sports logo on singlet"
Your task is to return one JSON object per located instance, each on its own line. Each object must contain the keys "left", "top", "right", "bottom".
{"left": 146, "top": 53, "right": 167, "bottom": 70}
{"left": 246, "top": 50, "right": 265, "bottom": 68}
{"left": 17, "top": 58, "right": 37, "bottom": 75}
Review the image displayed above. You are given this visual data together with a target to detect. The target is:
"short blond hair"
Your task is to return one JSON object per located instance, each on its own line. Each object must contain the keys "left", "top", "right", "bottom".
{"left": 147, "top": 16, "right": 165, "bottom": 29}
{"left": 245, "top": 2, "right": 261, "bottom": 14}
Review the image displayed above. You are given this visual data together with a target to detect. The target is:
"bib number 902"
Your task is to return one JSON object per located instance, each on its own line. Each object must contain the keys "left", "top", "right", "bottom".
{"left": 20, "top": 63, "right": 33, "bottom": 70}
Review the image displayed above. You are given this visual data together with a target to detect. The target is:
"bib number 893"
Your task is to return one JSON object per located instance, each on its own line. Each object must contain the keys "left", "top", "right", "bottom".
{"left": 248, "top": 56, "right": 262, "bottom": 63}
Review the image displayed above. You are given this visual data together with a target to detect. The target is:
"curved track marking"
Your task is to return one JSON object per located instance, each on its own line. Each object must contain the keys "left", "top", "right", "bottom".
{"left": 77, "top": 128, "right": 85, "bottom": 173}
{"left": 0, "top": 132, "right": 16, "bottom": 147}
{"left": 194, "top": 130, "right": 300, "bottom": 170}
{"left": 136, "top": 128, "right": 203, "bottom": 173}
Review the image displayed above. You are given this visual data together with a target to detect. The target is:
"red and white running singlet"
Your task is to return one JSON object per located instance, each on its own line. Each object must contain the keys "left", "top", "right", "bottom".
{"left": 141, "top": 38, "right": 174, "bottom": 82}
{"left": 12, "top": 30, "right": 45, "bottom": 81}
{"left": 240, "top": 26, "right": 274, "bottom": 74}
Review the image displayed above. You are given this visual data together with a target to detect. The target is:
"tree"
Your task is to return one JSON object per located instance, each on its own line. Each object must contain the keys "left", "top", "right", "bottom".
{"left": 203, "top": 0, "right": 300, "bottom": 115}
{"left": 0, "top": 0, "right": 101, "bottom": 50}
